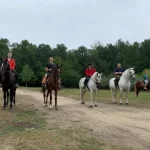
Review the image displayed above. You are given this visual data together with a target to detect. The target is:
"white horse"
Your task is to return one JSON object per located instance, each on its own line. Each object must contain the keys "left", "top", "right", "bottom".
{"left": 79, "top": 72, "right": 102, "bottom": 107}
{"left": 109, "top": 68, "right": 135, "bottom": 104}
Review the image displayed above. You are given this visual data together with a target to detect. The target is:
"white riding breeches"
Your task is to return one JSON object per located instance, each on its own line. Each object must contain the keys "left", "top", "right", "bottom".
{"left": 144, "top": 80, "right": 148, "bottom": 86}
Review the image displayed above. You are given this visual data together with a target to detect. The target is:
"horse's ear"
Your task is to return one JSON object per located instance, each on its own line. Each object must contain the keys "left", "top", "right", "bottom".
{"left": 101, "top": 72, "right": 102, "bottom": 76}
{"left": 133, "top": 67, "right": 135, "bottom": 70}
{"left": 0, "top": 57, "right": 2, "bottom": 61}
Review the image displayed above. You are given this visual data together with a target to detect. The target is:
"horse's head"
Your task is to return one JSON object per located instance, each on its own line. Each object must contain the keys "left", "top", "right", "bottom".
{"left": 92, "top": 72, "right": 102, "bottom": 84}
{"left": 128, "top": 67, "right": 135, "bottom": 79}
{"left": 53, "top": 64, "right": 62, "bottom": 77}
{"left": 1, "top": 58, "right": 10, "bottom": 73}
{"left": 56, "top": 64, "right": 63, "bottom": 74}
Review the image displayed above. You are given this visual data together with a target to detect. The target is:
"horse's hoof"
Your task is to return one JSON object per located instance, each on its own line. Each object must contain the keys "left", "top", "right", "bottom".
{"left": 81, "top": 102, "right": 85, "bottom": 104}
{"left": 49, "top": 105, "right": 52, "bottom": 110}
{"left": 90, "top": 105, "right": 93, "bottom": 108}
{"left": 120, "top": 103, "right": 123, "bottom": 105}
{"left": 94, "top": 104, "right": 98, "bottom": 107}
{"left": 115, "top": 102, "right": 117, "bottom": 104}
{"left": 126, "top": 103, "right": 128, "bottom": 105}
{"left": 55, "top": 107, "right": 58, "bottom": 111}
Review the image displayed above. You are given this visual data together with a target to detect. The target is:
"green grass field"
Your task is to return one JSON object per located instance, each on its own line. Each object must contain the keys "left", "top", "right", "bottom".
{"left": 22, "top": 87, "right": 150, "bottom": 108}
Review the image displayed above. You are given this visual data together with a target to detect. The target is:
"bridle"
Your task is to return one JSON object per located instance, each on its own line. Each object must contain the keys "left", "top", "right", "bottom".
{"left": 91, "top": 73, "right": 101, "bottom": 84}
{"left": 129, "top": 69, "right": 135, "bottom": 77}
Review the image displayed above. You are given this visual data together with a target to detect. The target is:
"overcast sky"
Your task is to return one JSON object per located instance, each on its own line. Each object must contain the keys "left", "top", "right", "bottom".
{"left": 0, "top": 0, "right": 150, "bottom": 49}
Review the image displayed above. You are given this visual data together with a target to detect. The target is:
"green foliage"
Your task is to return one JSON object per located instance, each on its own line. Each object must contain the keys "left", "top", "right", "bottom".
{"left": 0, "top": 38, "right": 150, "bottom": 88}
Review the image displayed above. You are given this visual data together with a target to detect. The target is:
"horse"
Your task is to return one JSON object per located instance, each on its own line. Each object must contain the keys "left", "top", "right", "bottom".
{"left": 109, "top": 68, "right": 135, "bottom": 104}
{"left": 43, "top": 64, "right": 62, "bottom": 110}
{"left": 135, "top": 79, "right": 150, "bottom": 97}
{"left": 0, "top": 58, "right": 16, "bottom": 109}
{"left": 79, "top": 72, "right": 102, "bottom": 107}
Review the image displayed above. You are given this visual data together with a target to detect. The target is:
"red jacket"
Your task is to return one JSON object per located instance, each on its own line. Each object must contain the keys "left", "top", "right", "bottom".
{"left": 7, "top": 58, "right": 16, "bottom": 70}
{"left": 85, "top": 67, "right": 96, "bottom": 77}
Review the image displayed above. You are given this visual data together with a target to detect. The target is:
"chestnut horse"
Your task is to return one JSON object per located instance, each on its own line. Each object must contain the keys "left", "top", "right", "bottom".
{"left": 42, "top": 64, "right": 62, "bottom": 110}
{"left": 135, "top": 80, "right": 150, "bottom": 97}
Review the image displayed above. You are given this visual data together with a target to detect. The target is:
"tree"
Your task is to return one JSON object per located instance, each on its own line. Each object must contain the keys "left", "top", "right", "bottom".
{"left": 20, "top": 65, "right": 35, "bottom": 87}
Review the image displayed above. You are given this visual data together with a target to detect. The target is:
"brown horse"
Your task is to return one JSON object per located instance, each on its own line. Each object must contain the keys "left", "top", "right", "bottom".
{"left": 135, "top": 80, "right": 150, "bottom": 97}
{"left": 42, "top": 64, "right": 62, "bottom": 110}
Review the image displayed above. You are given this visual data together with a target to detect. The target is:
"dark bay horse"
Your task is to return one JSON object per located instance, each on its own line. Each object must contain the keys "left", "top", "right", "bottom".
{"left": 0, "top": 58, "right": 16, "bottom": 109}
{"left": 42, "top": 64, "right": 62, "bottom": 110}
{"left": 135, "top": 80, "right": 150, "bottom": 97}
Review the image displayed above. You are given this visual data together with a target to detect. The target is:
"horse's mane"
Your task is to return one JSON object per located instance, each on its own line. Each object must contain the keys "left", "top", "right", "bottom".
{"left": 122, "top": 69, "right": 128, "bottom": 76}
{"left": 91, "top": 72, "right": 98, "bottom": 78}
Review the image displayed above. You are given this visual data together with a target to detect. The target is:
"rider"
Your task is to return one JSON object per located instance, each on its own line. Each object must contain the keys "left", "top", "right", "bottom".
{"left": 114, "top": 63, "right": 124, "bottom": 88}
{"left": 42, "top": 57, "right": 61, "bottom": 89}
{"left": 143, "top": 69, "right": 148, "bottom": 90}
{"left": 0, "top": 52, "right": 19, "bottom": 88}
{"left": 83, "top": 63, "right": 96, "bottom": 89}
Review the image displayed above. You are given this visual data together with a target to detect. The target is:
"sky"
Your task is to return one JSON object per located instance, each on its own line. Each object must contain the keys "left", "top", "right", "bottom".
{"left": 0, "top": 0, "right": 150, "bottom": 49}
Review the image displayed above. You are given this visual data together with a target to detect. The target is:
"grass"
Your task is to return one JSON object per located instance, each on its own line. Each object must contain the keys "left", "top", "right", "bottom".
{"left": 22, "top": 87, "right": 150, "bottom": 108}
{"left": 0, "top": 87, "right": 146, "bottom": 150}
{"left": 0, "top": 93, "right": 104, "bottom": 150}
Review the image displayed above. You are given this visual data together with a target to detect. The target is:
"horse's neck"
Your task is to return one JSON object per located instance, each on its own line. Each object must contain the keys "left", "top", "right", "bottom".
{"left": 48, "top": 72, "right": 58, "bottom": 83}
{"left": 3, "top": 71, "right": 10, "bottom": 81}
{"left": 90, "top": 75, "right": 96, "bottom": 83}
{"left": 121, "top": 70, "right": 130, "bottom": 82}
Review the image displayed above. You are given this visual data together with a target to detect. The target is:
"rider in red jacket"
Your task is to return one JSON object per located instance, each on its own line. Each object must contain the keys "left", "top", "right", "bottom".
{"left": 83, "top": 64, "right": 96, "bottom": 89}
{"left": 6, "top": 52, "right": 19, "bottom": 88}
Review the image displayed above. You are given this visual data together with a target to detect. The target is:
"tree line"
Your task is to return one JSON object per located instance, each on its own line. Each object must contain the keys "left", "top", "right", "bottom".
{"left": 0, "top": 38, "right": 150, "bottom": 88}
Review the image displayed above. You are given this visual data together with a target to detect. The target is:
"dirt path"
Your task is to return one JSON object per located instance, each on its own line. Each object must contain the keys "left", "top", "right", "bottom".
{"left": 16, "top": 89, "right": 150, "bottom": 150}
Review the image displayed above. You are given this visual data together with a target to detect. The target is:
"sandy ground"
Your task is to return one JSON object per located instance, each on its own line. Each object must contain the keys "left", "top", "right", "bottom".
{"left": 14, "top": 89, "right": 150, "bottom": 150}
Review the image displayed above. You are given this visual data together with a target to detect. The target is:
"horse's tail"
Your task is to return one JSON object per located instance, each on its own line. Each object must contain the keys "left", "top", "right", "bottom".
{"left": 134, "top": 82, "right": 139, "bottom": 98}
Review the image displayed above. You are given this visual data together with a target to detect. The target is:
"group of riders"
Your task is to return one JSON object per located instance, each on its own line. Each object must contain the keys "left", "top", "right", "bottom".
{"left": 0, "top": 53, "right": 149, "bottom": 90}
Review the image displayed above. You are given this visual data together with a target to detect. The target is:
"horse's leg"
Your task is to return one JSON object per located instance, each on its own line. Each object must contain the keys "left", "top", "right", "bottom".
{"left": 7, "top": 90, "right": 9, "bottom": 106}
{"left": 114, "top": 90, "right": 117, "bottom": 103}
{"left": 126, "top": 90, "right": 129, "bottom": 105}
{"left": 136, "top": 87, "right": 140, "bottom": 99}
{"left": 111, "top": 89, "right": 115, "bottom": 103}
{"left": 10, "top": 89, "right": 13, "bottom": 109}
{"left": 45, "top": 90, "right": 49, "bottom": 107}
{"left": 55, "top": 90, "right": 58, "bottom": 110}
{"left": 3, "top": 89, "right": 7, "bottom": 109}
{"left": 94, "top": 90, "right": 98, "bottom": 107}
{"left": 80, "top": 88, "right": 85, "bottom": 104}
{"left": 49, "top": 90, "right": 52, "bottom": 110}
{"left": 43, "top": 88, "right": 46, "bottom": 105}
{"left": 13, "top": 89, "right": 16, "bottom": 105}
{"left": 119, "top": 89, "right": 123, "bottom": 104}
{"left": 90, "top": 89, "right": 93, "bottom": 107}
